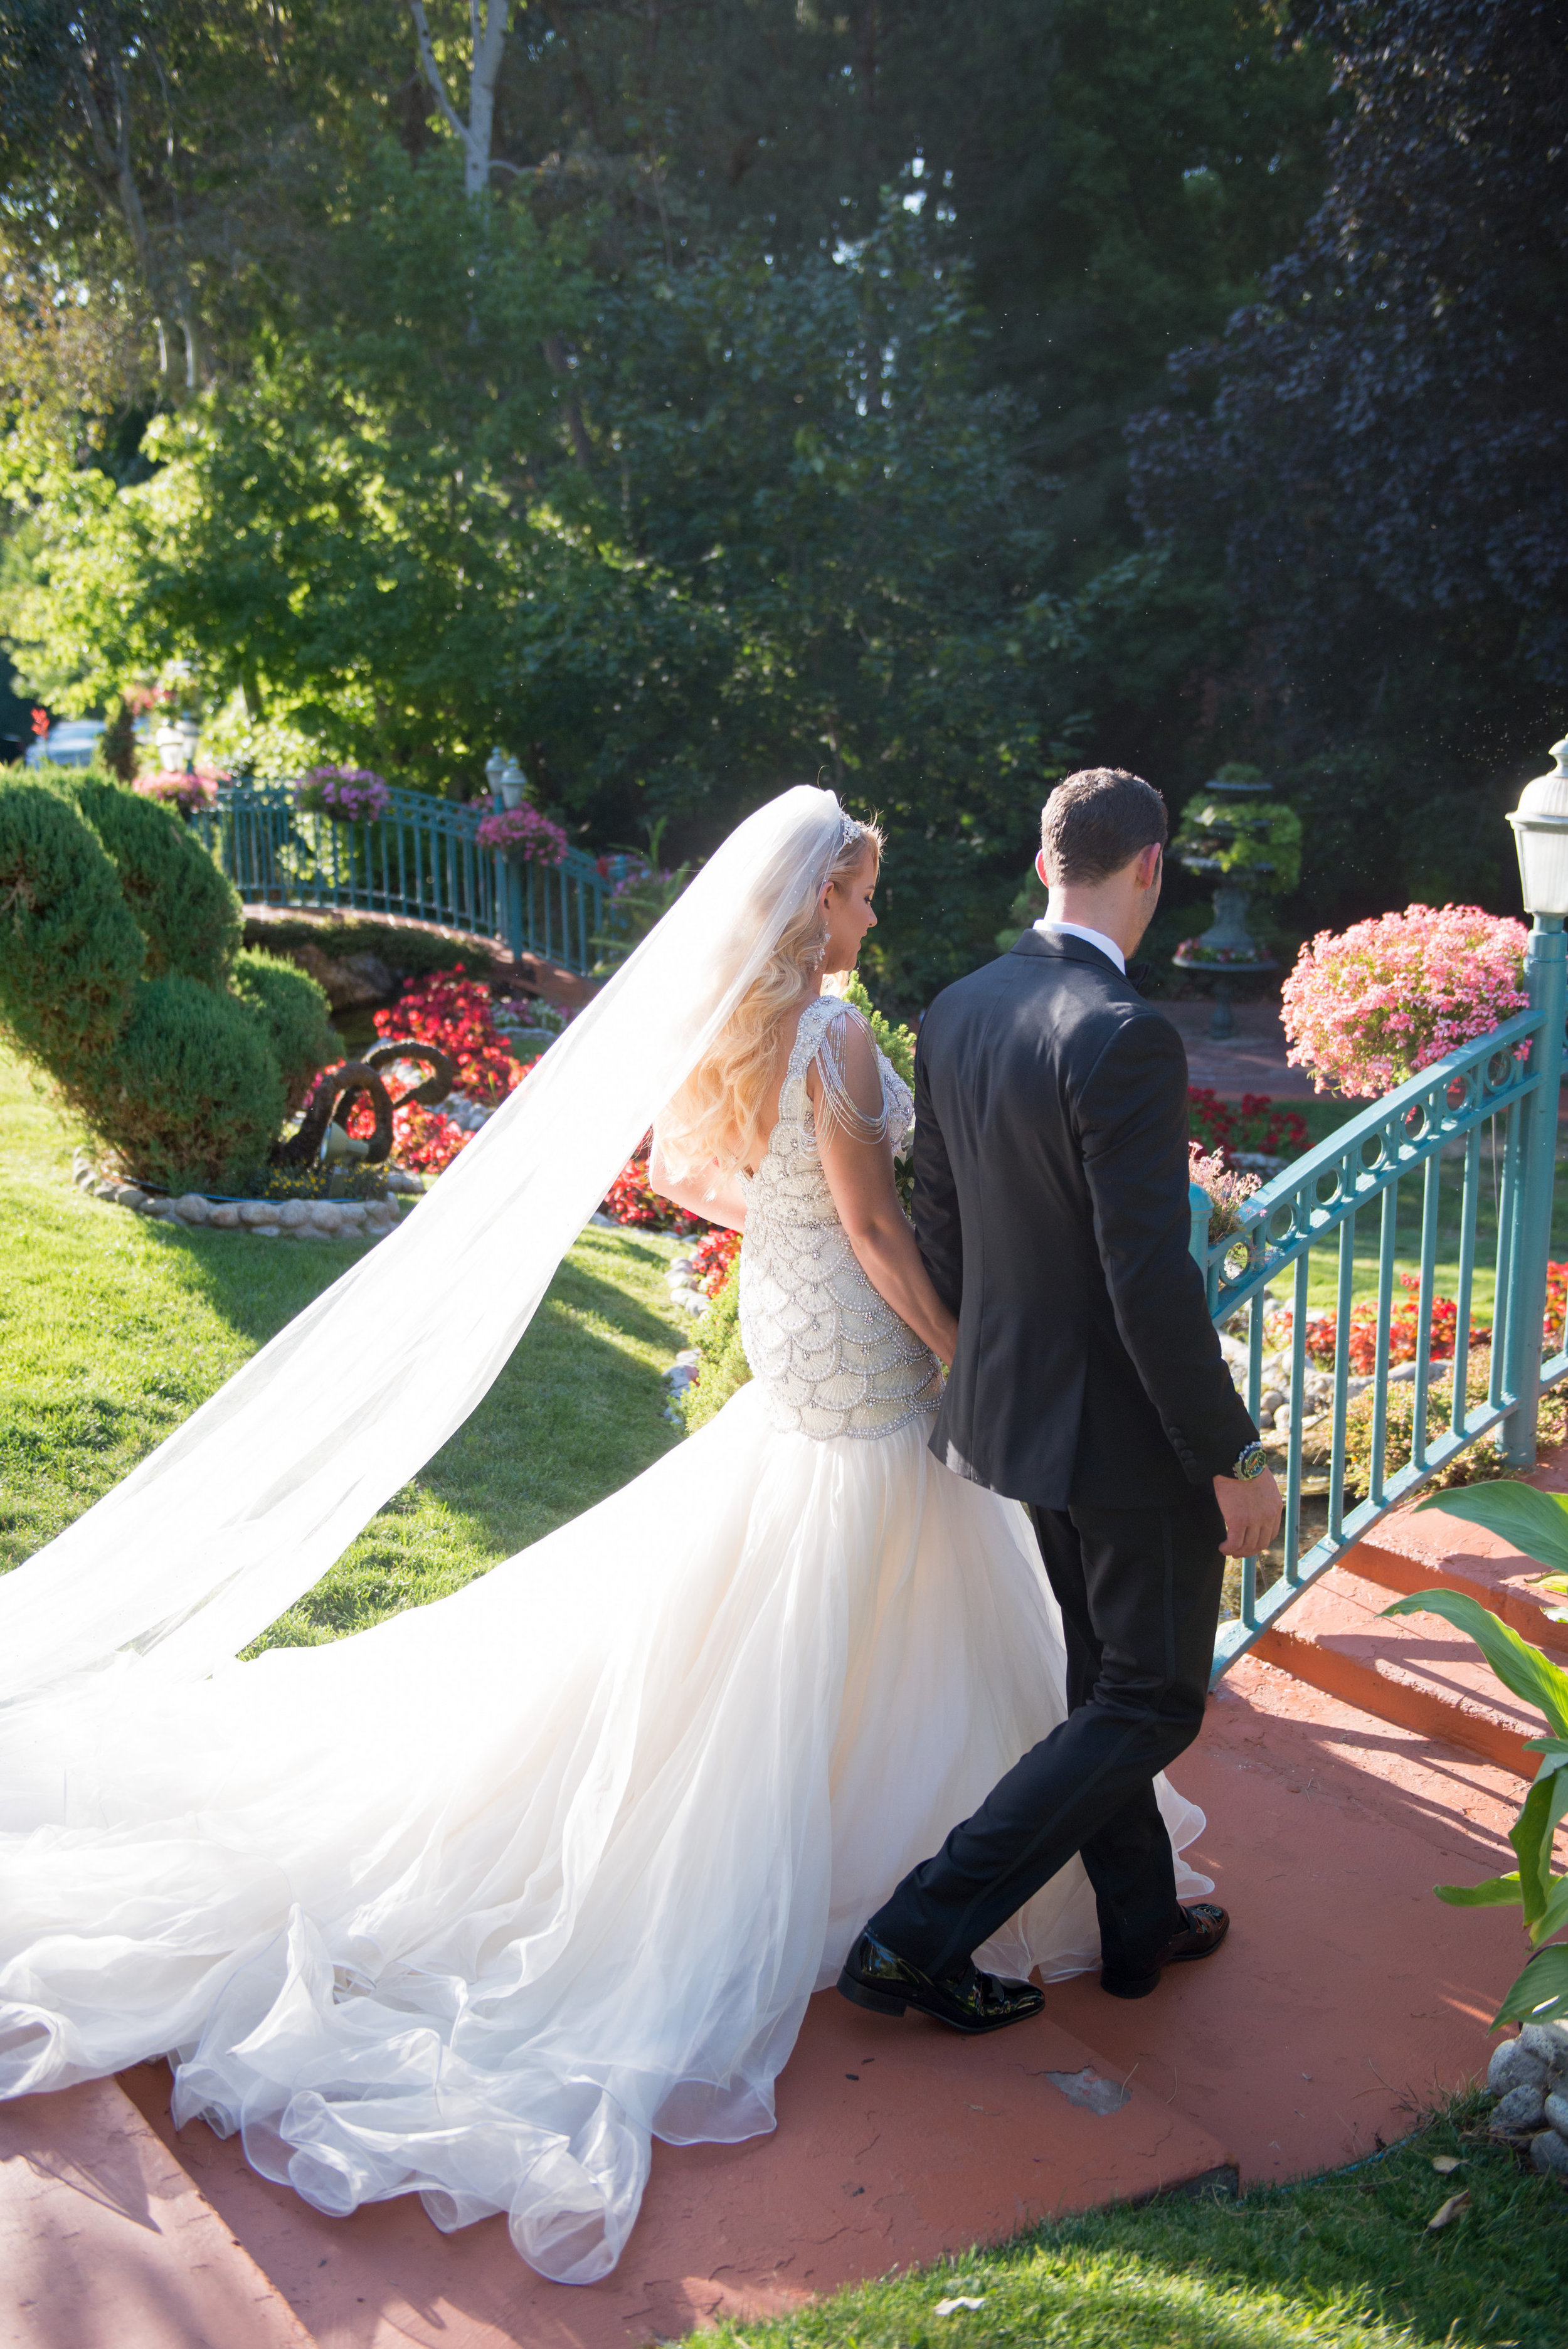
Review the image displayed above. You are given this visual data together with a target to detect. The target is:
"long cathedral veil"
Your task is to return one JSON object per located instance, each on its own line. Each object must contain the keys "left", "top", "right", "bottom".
{"left": 0, "top": 785, "right": 852, "bottom": 1705}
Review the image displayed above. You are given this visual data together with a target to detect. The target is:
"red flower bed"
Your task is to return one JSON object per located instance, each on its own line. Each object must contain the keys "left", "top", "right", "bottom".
{"left": 1189, "top": 1088, "right": 1308, "bottom": 1165}
{"left": 691, "top": 1226, "right": 741, "bottom": 1297}
{"left": 386, "top": 1102, "right": 470, "bottom": 1175}
{"left": 373, "top": 968, "right": 520, "bottom": 1107}
{"left": 1271, "top": 1273, "right": 1487, "bottom": 1374}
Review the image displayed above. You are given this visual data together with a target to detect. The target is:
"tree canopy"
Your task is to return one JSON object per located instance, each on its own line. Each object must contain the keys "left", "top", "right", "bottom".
{"left": 13, "top": 3, "right": 1551, "bottom": 992}
{"left": 1130, "top": 0, "right": 1568, "bottom": 916}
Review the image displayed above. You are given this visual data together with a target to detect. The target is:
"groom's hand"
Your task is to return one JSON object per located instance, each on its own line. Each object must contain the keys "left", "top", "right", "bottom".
{"left": 1212, "top": 1469, "right": 1283, "bottom": 1558}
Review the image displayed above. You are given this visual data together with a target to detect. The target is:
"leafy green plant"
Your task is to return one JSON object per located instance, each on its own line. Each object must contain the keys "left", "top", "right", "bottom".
{"left": 680, "top": 1278, "right": 751, "bottom": 1434}
{"left": 1387, "top": 1480, "right": 1568, "bottom": 2026}
{"left": 839, "top": 972, "right": 916, "bottom": 1090}
{"left": 1172, "top": 795, "right": 1303, "bottom": 894}
{"left": 590, "top": 823, "right": 694, "bottom": 974}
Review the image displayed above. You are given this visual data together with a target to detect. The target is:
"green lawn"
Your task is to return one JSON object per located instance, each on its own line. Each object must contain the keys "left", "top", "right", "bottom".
{"left": 0, "top": 1043, "right": 689, "bottom": 1643}
{"left": 681, "top": 2094, "right": 1567, "bottom": 2349}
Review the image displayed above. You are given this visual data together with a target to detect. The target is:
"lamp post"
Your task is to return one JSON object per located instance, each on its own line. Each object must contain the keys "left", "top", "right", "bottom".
{"left": 1500, "top": 736, "right": 1568, "bottom": 1465}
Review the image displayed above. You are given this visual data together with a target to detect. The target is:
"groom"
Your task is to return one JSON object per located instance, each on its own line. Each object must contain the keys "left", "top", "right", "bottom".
{"left": 840, "top": 768, "right": 1282, "bottom": 2032}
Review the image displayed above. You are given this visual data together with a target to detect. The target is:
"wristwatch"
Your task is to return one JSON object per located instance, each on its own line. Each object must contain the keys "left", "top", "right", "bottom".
{"left": 1231, "top": 1441, "right": 1268, "bottom": 1482}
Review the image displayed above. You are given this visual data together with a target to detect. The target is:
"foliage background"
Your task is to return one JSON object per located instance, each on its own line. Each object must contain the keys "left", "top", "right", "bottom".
{"left": 0, "top": 2, "right": 1554, "bottom": 1004}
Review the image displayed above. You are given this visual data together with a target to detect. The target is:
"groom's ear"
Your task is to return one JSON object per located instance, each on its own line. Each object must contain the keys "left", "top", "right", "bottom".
{"left": 1034, "top": 847, "right": 1050, "bottom": 889}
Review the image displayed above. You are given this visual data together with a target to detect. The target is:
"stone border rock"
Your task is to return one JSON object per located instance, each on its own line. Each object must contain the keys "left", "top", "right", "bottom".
{"left": 1485, "top": 2020, "right": 1568, "bottom": 2178}
{"left": 71, "top": 1150, "right": 413, "bottom": 1242}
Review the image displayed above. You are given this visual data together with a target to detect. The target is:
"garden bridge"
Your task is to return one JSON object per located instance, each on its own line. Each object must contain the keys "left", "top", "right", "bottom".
{"left": 196, "top": 778, "right": 610, "bottom": 977}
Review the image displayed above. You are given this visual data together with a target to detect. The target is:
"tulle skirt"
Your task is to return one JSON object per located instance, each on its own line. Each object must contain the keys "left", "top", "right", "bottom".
{"left": 0, "top": 1382, "right": 1207, "bottom": 2283}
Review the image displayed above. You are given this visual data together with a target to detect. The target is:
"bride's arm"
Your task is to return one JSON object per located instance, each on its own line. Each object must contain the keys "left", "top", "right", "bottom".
{"left": 646, "top": 1133, "right": 748, "bottom": 1232}
{"left": 812, "top": 1019, "right": 958, "bottom": 1365}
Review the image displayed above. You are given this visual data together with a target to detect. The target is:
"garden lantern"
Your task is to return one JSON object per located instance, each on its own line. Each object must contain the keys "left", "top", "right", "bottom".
{"left": 1508, "top": 736, "right": 1568, "bottom": 916}
{"left": 485, "top": 746, "right": 506, "bottom": 798}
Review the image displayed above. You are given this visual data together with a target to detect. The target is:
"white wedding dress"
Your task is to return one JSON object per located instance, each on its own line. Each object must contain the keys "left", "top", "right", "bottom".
{"left": 0, "top": 993, "right": 1209, "bottom": 2286}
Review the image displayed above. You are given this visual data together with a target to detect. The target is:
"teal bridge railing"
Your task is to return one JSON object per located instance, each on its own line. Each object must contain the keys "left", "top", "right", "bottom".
{"left": 194, "top": 780, "right": 610, "bottom": 977}
{"left": 1192, "top": 914, "right": 1567, "bottom": 1685}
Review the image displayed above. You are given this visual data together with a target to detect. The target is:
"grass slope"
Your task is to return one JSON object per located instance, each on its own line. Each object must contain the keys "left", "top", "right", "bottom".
{"left": 684, "top": 2097, "right": 1565, "bottom": 2349}
{"left": 0, "top": 1043, "right": 687, "bottom": 1642}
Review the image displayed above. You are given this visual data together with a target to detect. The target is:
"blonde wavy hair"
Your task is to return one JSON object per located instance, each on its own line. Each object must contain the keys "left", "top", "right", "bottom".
{"left": 656, "top": 814, "right": 883, "bottom": 1178}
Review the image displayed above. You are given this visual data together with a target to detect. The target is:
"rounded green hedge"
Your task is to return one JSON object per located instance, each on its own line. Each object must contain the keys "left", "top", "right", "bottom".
{"left": 109, "top": 974, "right": 287, "bottom": 1192}
{"left": 0, "top": 779, "right": 144, "bottom": 1090}
{"left": 62, "top": 772, "right": 242, "bottom": 987}
{"left": 0, "top": 770, "right": 337, "bottom": 1189}
{"left": 231, "top": 948, "right": 336, "bottom": 1108}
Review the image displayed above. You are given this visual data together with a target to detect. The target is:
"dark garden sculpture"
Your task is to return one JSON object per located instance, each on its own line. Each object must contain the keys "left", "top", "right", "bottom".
{"left": 275, "top": 1041, "right": 457, "bottom": 1167}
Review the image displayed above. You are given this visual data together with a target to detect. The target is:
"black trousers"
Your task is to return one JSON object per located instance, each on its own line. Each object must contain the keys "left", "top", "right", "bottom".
{"left": 867, "top": 1490, "right": 1226, "bottom": 1982}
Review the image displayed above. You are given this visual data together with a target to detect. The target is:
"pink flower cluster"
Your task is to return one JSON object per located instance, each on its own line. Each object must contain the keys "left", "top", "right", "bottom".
{"left": 475, "top": 803, "right": 569, "bottom": 865}
{"left": 134, "top": 769, "right": 225, "bottom": 815}
{"left": 1188, "top": 1143, "right": 1261, "bottom": 1243}
{"left": 1280, "top": 904, "right": 1528, "bottom": 1098}
{"left": 295, "top": 765, "right": 393, "bottom": 823}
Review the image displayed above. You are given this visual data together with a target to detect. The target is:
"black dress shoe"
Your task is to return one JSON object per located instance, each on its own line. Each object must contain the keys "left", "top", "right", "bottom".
{"left": 1101, "top": 1902, "right": 1230, "bottom": 2001}
{"left": 837, "top": 1931, "right": 1045, "bottom": 2035}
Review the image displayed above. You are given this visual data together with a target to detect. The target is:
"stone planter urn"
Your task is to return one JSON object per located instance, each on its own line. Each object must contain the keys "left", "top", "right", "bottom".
{"left": 1172, "top": 768, "right": 1301, "bottom": 1041}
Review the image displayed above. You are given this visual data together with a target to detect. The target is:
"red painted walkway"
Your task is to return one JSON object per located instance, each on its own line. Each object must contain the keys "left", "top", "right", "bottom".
{"left": 5, "top": 1472, "right": 1559, "bottom": 2347}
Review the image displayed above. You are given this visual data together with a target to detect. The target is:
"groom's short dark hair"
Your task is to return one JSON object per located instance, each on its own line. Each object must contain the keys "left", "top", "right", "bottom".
{"left": 1041, "top": 768, "right": 1167, "bottom": 886}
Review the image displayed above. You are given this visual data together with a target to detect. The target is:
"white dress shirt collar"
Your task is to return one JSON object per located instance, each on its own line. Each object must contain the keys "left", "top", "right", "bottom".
{"left": 1032, "top": 917, "right": 1126, "bottom": 976}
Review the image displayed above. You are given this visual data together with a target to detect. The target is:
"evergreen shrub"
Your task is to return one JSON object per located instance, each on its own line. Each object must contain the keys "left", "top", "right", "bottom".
{"left": 231, "top": 950, "right": 336, "bottom": 1106}
{"left": 61, "top": 772, "right": 242, "bottom": 985}
{"left": 0, "top": 772, "right": 336, "bottom": 1188}
{"left": 109, "top": 976, "right": 286, "bottom": 1192}
{"left": 0, "top": 778, "right": 143, "bottom": 1086}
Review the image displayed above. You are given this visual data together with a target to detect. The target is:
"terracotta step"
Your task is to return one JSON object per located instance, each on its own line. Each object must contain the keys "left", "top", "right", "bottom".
{"left": 119, "top": 1998, "right": 1236, "bottom": 2349}
{"left": 1251, "top": 1562, "right": 1543, "bottom": 1774}
{"left": 0, "top": 2074, "right": 318, "bottom": 2349}
{"left": 1343, "top": 1505, "right": 1568, "bottom": 1660}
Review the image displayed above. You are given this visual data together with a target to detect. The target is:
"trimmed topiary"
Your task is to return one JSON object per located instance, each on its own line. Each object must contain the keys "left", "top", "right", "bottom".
{"left": 0, "top": 778, "right": 144, "bottom": 1089}
{"left": 231, "top": 949, "right": 336, "bottom": 1108}
{"left": 108, "top": 975, "right": 286, "bottom": 1192}
{"left": 60, "top": 771, "right": 242, "bottom": 987}
{"left": 0, "top": 771, "right": 337, "bottom": 1189}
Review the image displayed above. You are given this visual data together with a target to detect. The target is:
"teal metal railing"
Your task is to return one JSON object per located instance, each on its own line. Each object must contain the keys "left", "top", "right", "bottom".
{"left": 1194, "top": 915, "right": 1567, "bottom": 1684}
{"left": 193, "top": 781, "right": 609, "bottom": 976}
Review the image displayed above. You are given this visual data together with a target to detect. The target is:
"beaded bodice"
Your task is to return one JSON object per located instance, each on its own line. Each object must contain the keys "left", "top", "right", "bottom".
{"left": 736, "top": 995, "right": 944, "bottom": 1441}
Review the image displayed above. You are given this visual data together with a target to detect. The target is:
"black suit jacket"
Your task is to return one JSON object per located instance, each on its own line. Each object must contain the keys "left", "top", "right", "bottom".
{"left": 914, "top": 930, "right": 1256, "bottom": 1510}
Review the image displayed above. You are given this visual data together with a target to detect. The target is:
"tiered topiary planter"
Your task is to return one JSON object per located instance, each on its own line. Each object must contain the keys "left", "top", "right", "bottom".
{"left": 1172, "top": 768, "right": 1303, "bottom": 1041}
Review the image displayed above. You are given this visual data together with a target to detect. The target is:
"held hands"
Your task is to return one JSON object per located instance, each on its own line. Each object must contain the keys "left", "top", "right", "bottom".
{"left": 1212, "top": 1467, "right": 1284, "bottom": 1559}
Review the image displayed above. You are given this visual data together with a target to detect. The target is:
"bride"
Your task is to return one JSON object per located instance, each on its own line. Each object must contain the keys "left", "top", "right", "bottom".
{"left": 0, "top": 787, "right": 1209, "bottom": 2286}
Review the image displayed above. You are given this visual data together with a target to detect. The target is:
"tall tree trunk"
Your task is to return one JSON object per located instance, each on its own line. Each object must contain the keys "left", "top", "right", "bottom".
{"left": 69, "top": 38, "right": 203, "bottom": 391}
{"left": 408, "top": 0, "right": 510, "bottom": 196}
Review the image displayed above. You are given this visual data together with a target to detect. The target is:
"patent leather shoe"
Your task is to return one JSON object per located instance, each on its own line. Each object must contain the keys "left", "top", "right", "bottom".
{"left": 837, "top": 1931, "right": 1045, "bottom": 2035}
{"left": 1101, "top": 1901, "right": 1229, "bottom": 2000}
